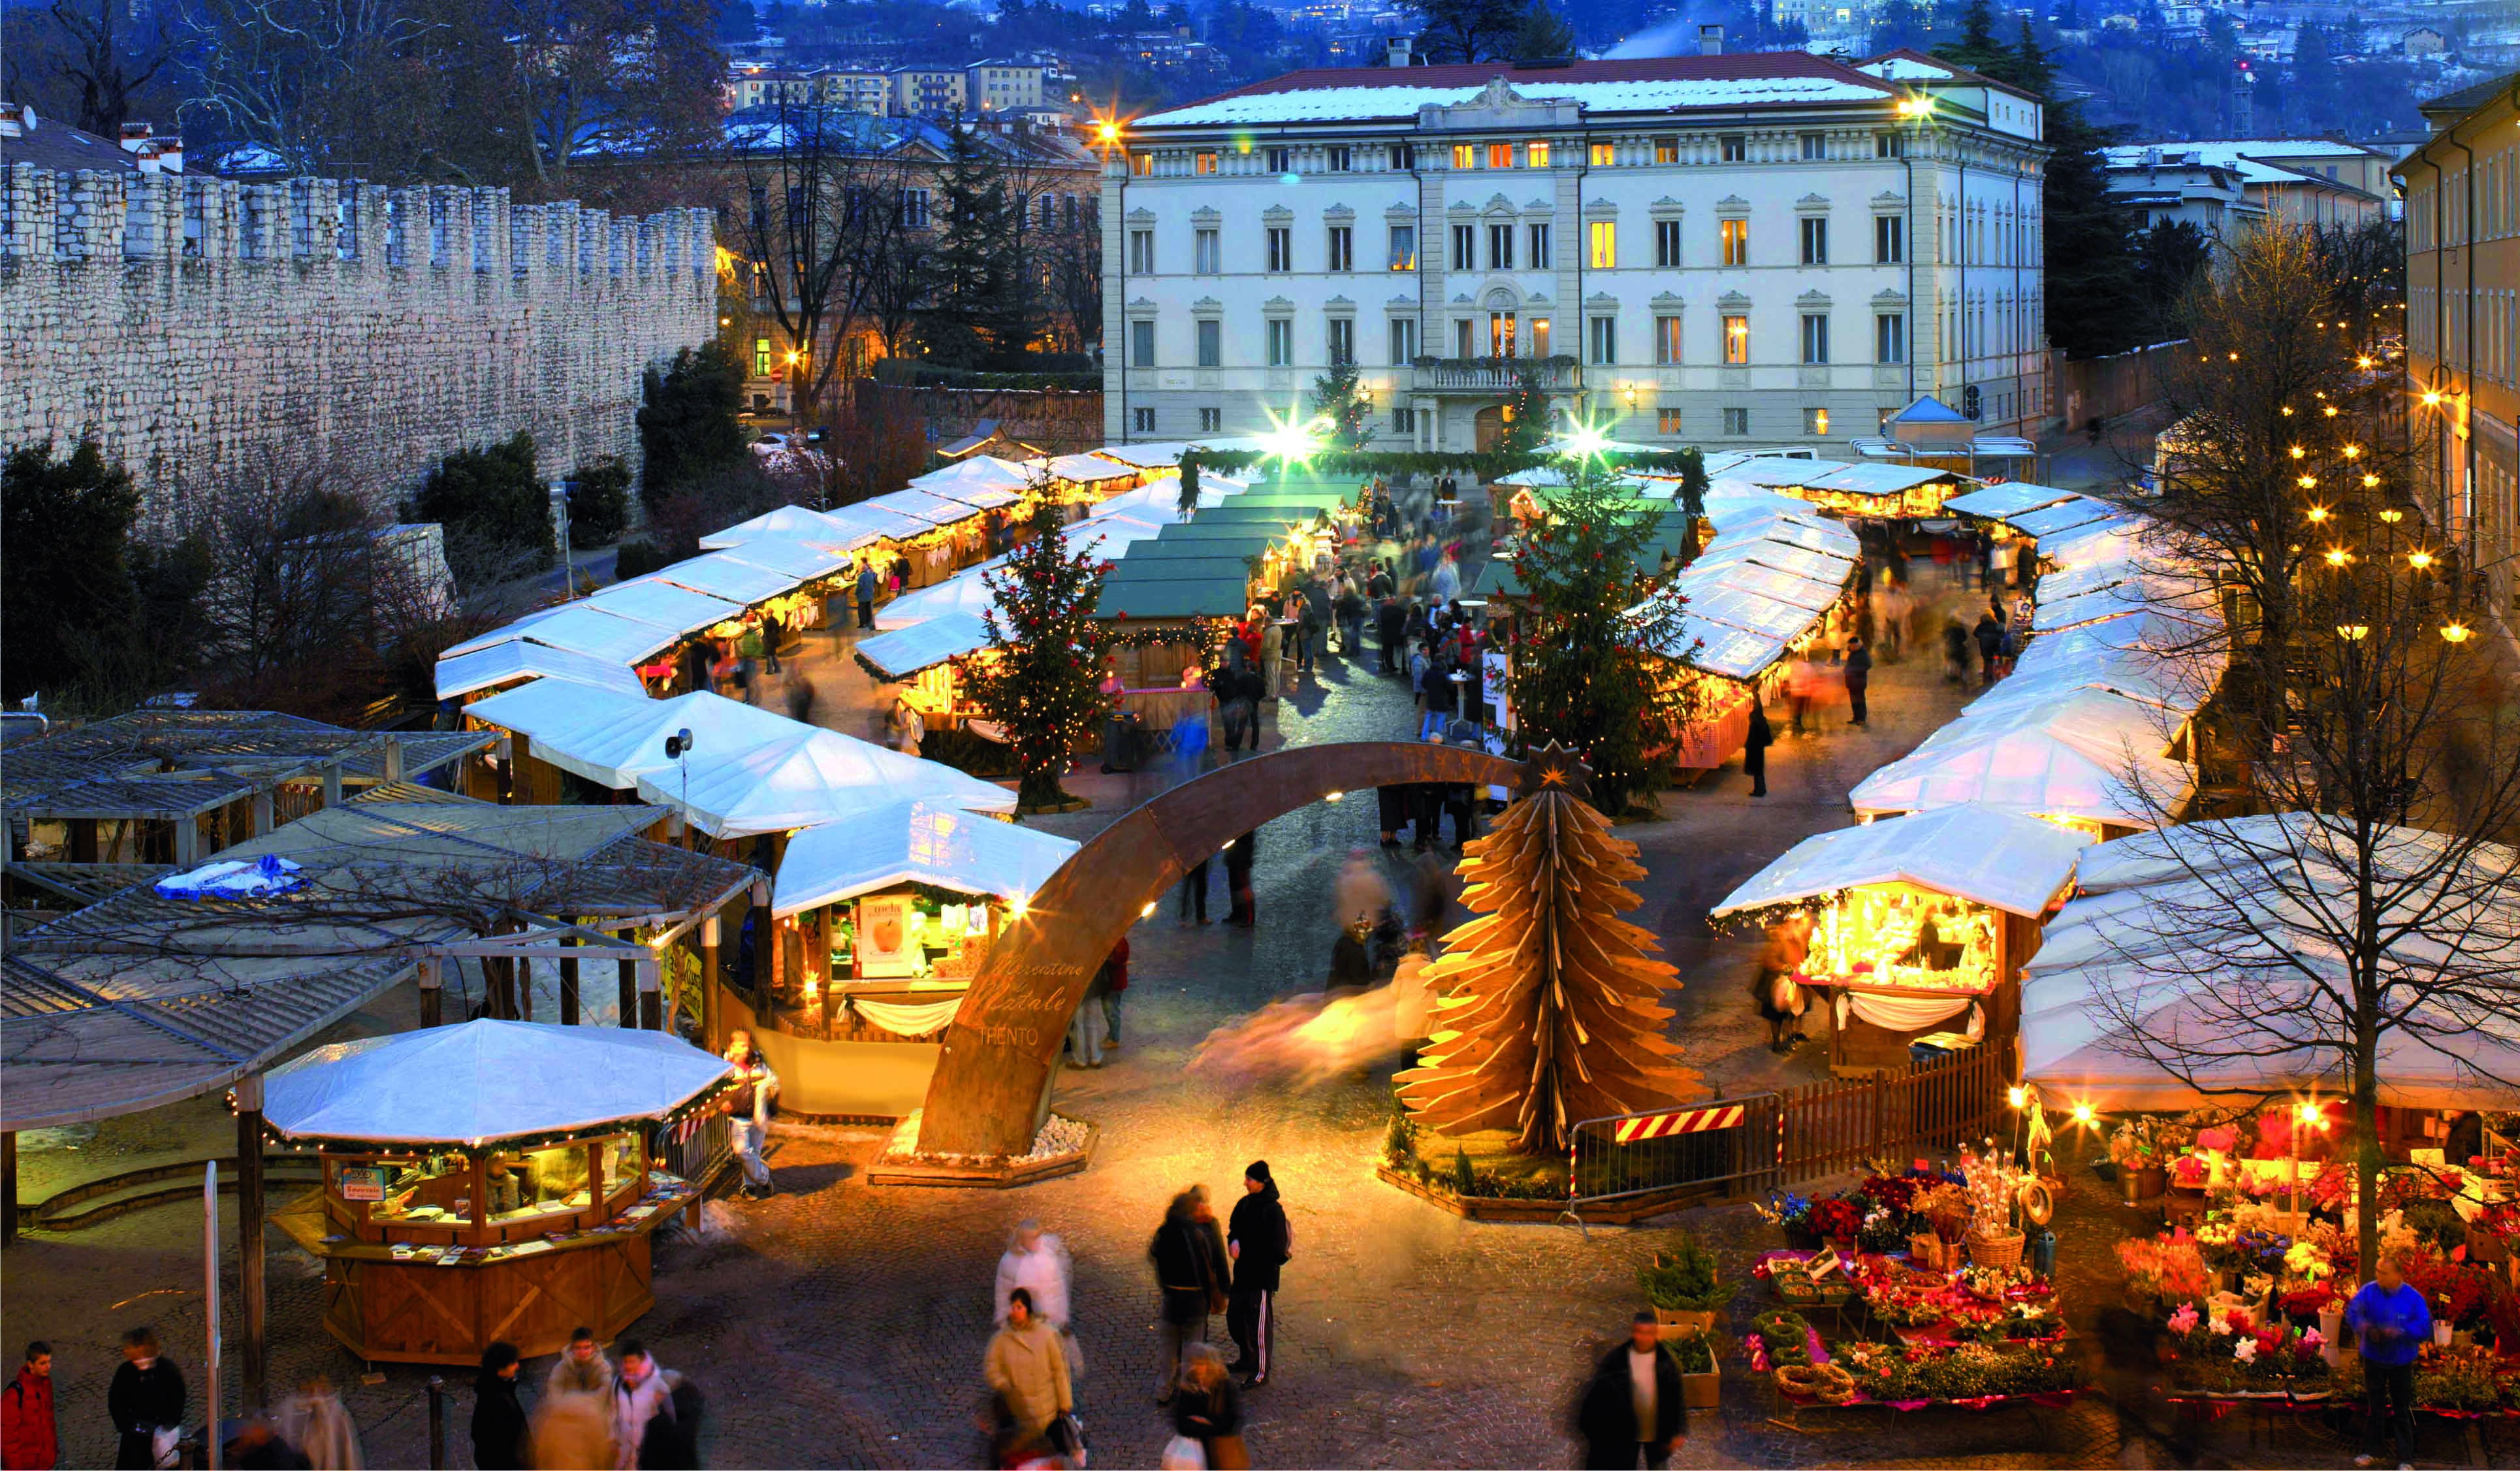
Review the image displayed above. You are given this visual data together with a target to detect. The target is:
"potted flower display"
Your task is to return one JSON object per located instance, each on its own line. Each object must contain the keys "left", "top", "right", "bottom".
{"left": 1757, "top": 1192, "right": 1821, "bottom": 1250}
{"left": 1810, "top": 1197, "right": 1865, "bottom": 1253}
{"left": 2108, "top": 1119, "right": 2168, "bottom": 1203}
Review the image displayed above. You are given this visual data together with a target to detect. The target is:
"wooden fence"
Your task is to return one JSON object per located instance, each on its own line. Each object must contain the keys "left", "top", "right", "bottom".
{"left": 1777, "top": 1048, "right": 2009, "bottom": 1183}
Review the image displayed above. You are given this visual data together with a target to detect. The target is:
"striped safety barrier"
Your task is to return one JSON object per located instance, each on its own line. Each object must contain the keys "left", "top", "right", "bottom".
{"left": 1610, "top": 1102, "right": 1747, "bottom": 1144}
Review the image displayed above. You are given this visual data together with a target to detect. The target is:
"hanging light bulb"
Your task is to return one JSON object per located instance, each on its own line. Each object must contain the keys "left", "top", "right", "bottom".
{"left": 2324, "top": 547, "right": 2352, "bottom": 567}
{"left": 2289, "top": 445, "right": 2306, "bottom": 459}
{"left": 2299, "top": 475, "right": 2318, "bottom": 489}
{"left": 2305, "top": 506, "right": 2330, "bottom": 524}
{"left": 2408, "top": 549, "right": 2434, "bottom": 570}
{"left": 2378, "top": 507, "right": 2404, "bottom": 523}
{"left": 2342, "top": 444, "right": 2361, "bottom": 459}
{"left": 2441, "top": 622, "right": 2473, "bottom": 643}
{"left": 2337, "top": 623, "right": 2369, "bottom": 640}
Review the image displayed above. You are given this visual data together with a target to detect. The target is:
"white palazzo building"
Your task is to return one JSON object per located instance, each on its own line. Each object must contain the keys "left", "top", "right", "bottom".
{"left": 1099, "top": 44, "right": 2050, "bottom": 454}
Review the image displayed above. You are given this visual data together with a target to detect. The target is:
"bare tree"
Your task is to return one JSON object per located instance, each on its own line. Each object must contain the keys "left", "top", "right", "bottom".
{"left": 8, "top": 0, "right": 168, "bottom": 135}
{"left": 500, "top": 0, "right": 722, "bottom": 198}
{"left": 730, "top": 99, "right": 920, "bottom": 412}
{"left": 2085, "top": 222, "right": 2520, "bottom": 1272}
{"left": 174, "top": 0, "right": 462, "bottom": 177}
{"left": 867, "top": 223, "right": 933, "bottom": 363}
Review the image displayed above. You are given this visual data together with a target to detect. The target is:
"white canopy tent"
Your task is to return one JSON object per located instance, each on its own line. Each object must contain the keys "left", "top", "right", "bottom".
{"left": 469, "top": 604, "right": 679, "bottom": 666}
{"left": 651, "top": 553, "right": 799, "bottom": 606}
{"left": 1943, "top": 483, "right": 2080, "bottom": 522}
{"left": 716, "top": 536, "right": 855, "bottom": 583}
{"left": 1712, "top": 803, "right": 2094, "bottom": 922}
{"left": 1037, "top": 453, "right": 1141, "bottom": 487}
{"left": 1849, "top": 694, "right": 2192, "bottom": 829}
{"left": 433, "top": 640, "right": 648, "bottom": 702}
{"left": 582, "top": 579, "right": 748, "bottom": 637}
{"left": 465, "top": 685, "right": 796, "bottom": 790}
{"left": 263, "top": 1019, "right": 733, "bottom": 1146}
{"left": 857, "top": 610, "right": 995, "bottom": 679}
{"left": 863, "top": 488, "right": 985, "bottom": 527}
{"left": 2020, "top": 817, "right": 2520, "bottom": 1110}
{"left": 2007, "top": 496, "right": 2118, "bottom": 539}
{"left": 910, "top": 456, "right": 1031, "bottom": 508}
{"left": 773, "top": 801, "right": 1080, "bottom": 917}
{"left": 2035, "top": 517, "right": 2148, "bottom": 572}
{"left": 632, "top": 726, "right": 1013, "bottom": 837}
{"left": 2031, "top": 572, "right": 2220, "bottom": 634}
{"left": 699, "top": 504, "right": 884, "bottom": 553}
{"left": 1965, "top": 641, "right": 2224, "bottom": 723}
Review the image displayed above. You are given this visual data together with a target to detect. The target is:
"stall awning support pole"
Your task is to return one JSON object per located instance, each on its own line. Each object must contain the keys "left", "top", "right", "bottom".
{"left": 1, "top": 1133, "right": 17, "bottom": 1248}
{"left": 518, "top": 955, "right": 533, "bottom": 1022}
{"left": 560, "top": 943, "right": 581, "bottom": 1027}
{"left": 173, "top": 814, "right": 199, "bottom": 867}
{"left": 321, "top": 760, "right": 343, "bottom": 809}
{"left": 618, "top": 948, "right": 637, "bottom": 1029}
{"left": 637, "top": 958, "right": 662, "bottom": 1032}
{"left": 235, "top": 1073, "right": 268, "bottom": 1410}
{"left": 699, "top": 916, "right": 722, "bottom": 1054}
{"left": 251, "top": 788, "right": 274, "bottom": 839}
{"left": 750, "top": 880, "right": 774, "bottom": 1007}
{"left": 382, "top": 735, "right": 405, "bottom": 783}
{"left": 496, "top": 737, "right": 515, "bottom": 807}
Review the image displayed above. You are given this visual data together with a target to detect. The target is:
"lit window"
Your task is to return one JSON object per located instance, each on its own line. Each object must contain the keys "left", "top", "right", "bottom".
{"left": 1195, "top": 152, "right": 1217, "bottom": 174}
{"left": 1589, "top": 219, "right": 1616, "bottom": 268}
{"left": 1723, "top": 314, "right": 1749, "bottom": 364}
{"left": 1526, "top": 141, "right": 1550, "bottom": 168}
{"left": 1721, "top": 218, "right": 1749, "bottom": 267}
{"left": 1657, "top": 407, "right": 1683, "bottom": 435}
{"left": 1589, "top": 141, "right": 1614, "bottom": 166}
{"left": 1388, "top": 224, "right": 1416, "bottom": 271}
{"left": 1452, "top": 143, "right": 1475, "bottom": 170}
{"left": 1653, "top": 136, "right": 1679, "bottom": 165}
{"left": 1488, "top": 142, "right": 1514, "bottom": 169}
{"left": 1804, "top": 407, "right": 1830, "bottom": 435}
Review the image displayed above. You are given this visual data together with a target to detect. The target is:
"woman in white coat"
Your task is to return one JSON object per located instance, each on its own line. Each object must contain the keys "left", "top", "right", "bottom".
{"left": 994, "top": 1220, "right": 1083, "bottom": 1380}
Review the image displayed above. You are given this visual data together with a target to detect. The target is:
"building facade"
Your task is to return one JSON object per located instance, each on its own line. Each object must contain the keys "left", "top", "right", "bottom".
{"left": 965, "top": 61, "right": 1049, "bottom": 113}
{"left": 2103, "top": 139, "right": 2391, "bottom": 227}
{"left": 893, "top": 67, "right": 970, "bottom": 117}
{"left": 1100, "top": 48, "right": 2049, "bottom": 453}
{"left": 2399, "top": 73, "right": 2520, "bottom": 632}
{"left": 2103, "top": 148, "right": 2269, "bottom": 240}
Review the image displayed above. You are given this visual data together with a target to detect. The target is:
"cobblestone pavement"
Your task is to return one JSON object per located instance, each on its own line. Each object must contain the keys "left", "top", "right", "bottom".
{"left": 6, "top": 562, "right": 2455, "bottom": 1470}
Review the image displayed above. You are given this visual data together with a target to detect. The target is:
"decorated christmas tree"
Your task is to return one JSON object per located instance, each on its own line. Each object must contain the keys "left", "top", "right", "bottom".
{"left": 1396, "top": 745, "right": 1699, "bottom": 1154}
{"left": 959, "top": 498, "right": 1116, "bottom": 809}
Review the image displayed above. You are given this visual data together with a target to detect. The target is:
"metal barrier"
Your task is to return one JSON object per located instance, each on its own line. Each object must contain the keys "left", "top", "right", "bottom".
{"left": 1563, "top": 1094, "right": 1780, "bottom": 1230}
{"left": 652, "top": 1111, "right": 733, "bottom": 1191}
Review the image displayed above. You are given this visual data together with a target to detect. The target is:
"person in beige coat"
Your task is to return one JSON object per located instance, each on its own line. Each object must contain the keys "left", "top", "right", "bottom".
{"left": 983, "top": 1287, "right": 1072, "bottom": 1455}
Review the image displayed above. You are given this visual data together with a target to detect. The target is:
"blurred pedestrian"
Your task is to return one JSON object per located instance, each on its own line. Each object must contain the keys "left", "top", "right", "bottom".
{"left": 1409, "top": 846, "right": 1459, "bottom": 944}
{"left": 1149, "top": 1189, "right": 1229, "bottom": 1403}
{"left": 984, "top": 1288, "right": 1074, "bottom": 1463}
{"left": 1785, "top": 655, "right": 1818, "bottom": 736}
{"left": 1972, "top": 612, "right": 2004, "bottom": 686}
{"left": 1226, "top": 1163, "right": 1291, "bottom": 1388}
{"left": 281, "top": 1376, "right": 359, "bottom": 1469}
{"left": 1068, "top": 952, "right": 1110, "bottom": 1069}
{"left": 995, "top": 1223, "right": 1076, "bottom": 1337}
{"left": 1100, "top": 935, "right": 1128, "bottom": 1048}
{"left": 760, "top": 612, "right": 784, "bottom": 675}
{"left": 2348, "top": 1257, "right": 2430, "bottom": 1470}
{"left": 227, "top": 1417, "right": 307, "bottom": 1470}
{"left": 471, "top": 1344, "right": 530, "bottom": 1471}
{"left": 780, "top": 671, "right": 816, "bottom": 726}
{"left": 1743, "top": 700, "right": 1772, "bottom": 798}
{"left": 885, "top": 696, "right": 923, "bottom": 758}
{"left": 1177, "top": 856, "right": 1212, "bottom": 925}
{"left": 1941, "top": 619, "right": 1970, "bottom": 685}
{"left": 1328, "top": 916, "right": 1373, "bottom": 990}
{"left": 1753, "top": 916, "right": 1811, "bottom": 1053}
{"left": 529, "top": 1392, "right": 613, "bottom": 1471}
{"left": 721, "top": 1030, "right": 778, "bottom": 1199}
{"left": 2, "top": 1342, "right": 56, "bottom": 1471}
{"left": 1224, "top": 832, "right": 1257, "bottom": 928}
{"left": 1333, "top": 849, "right": 1391, "bottom": 932}
{"left": 106, "top": 1328, "right": 183, "bottom": 1471}
{"left": 1171, "top": 1346, "right": 1249, "bottom": 1469}
{"left": 1877, "top": 583, "right": 1910, "bottom": 660}
{"left": 547, "top": 1327, "right": 616, "bottom": 1402}
{"left": 1843, "top": 636, "right": 1872, "bottom": 727}
{"left": 1574, "top": 1312, "right": 1686, "bottom": 1470}
{"left": 610, "top": 1342, "right": 670, "bottom": 1470}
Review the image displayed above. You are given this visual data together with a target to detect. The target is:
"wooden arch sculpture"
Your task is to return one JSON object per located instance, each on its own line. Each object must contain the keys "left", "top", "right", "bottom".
{"left": 915, "top": 740, "right": 1524, "bottom": 1157}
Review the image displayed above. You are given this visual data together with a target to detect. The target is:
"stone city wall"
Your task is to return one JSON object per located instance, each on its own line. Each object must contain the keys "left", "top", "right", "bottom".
{"left": 0, "top": 167, "right": 718, "bottom": 521}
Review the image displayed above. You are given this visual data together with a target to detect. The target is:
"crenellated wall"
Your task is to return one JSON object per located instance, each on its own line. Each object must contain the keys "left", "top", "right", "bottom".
{"left": 0, "top": 167, "right": 719, "bottom": 520}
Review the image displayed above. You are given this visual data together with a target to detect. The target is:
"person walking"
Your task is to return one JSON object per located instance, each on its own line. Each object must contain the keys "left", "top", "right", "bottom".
{"left": 609, "top": 1342, "right": 670, "bottom": 1470}
{"left": 1335, "top": 579, "right": 1366, "bottom": 661}
{"left": 1431, "top": 549, "right": 1461, "bottom": 602}
{"left": 1375, "top": 594, "right": 1406, "bottom": 675}
{"left": 1753, "top": 917, "right": 1811, "bottom": 1052}
{"left": 1574, "top": 1312, "right": 1687, "bottom": 1470}
{"left": 1744, "top": 700, "right": 1772, "bottom": 798}
{"left": 2, "top": 1343, "right": 56, "bottom": 1471}
{"left": 281, "top": 1376, "right": 359, "bottom": 1470}
{"left": 1068, "top": 950, "right": 1110, "bottom": 1069}
{"left": 2348, "top": 1256, "right": 2430, "bottom": 1470}
{"left": 734, "top": 622, "right": 764, "bottom": 702}
{"left": 1877, "top": 582, "right": 1909, "bottom": 661}
{"left": 1223, "top": 831, "right": 1257, "bottom": 928}
{"left": 1170, "top": 1346, "right": 1249, "bottom": 1470}
{"left": 760, "top": 611, "right": 784, "bottom": 675}
{"left": 1784, "top": 654, "right": 1817, "bottom": 736}
{"left": 470, "top": 1344, "right": 530, "bottom": 1471}
{"left": 1226, "top": 1163, "right": 1292, "bottom": 1388}
{"left": 547, "top": 1327, "right": 616, "bottom": 1402}
{"left": 1333, "top": 849, "right": 1392, "bottom": 933}
{"left": 721, "top": 1030, "right": 778, "bottom": 1199}
{"left": 983, "top": 1288, "right": 1074, "bottom": 1463}
{"left": 1149, "top": 1189, "right": 1229, "bottom": 1404}
{"left": 885, "top": 696, "right": 923, "bottom": 758}
{"left": 780, "top": 670, "right": 817, "bottom": 726}
{"left": 106, "top": 1329, "right": 183, "bottom": 1471}
{"left": 1177, "top": 854, "right": 1213, "bottom": 925}
{"left": 1941, "top": 618, "right": 1971, "bottom": 685}
{"left": 1843, "top": 636, "right": 1872, "bottom": 727}
{"left": 995, "top": 1223, "right": 1075, "bottom": 1338}
{"left": 855, "top": 561, "right": 879, "bottom": 630}
{"left": 1971, "top": 611, "right": 2004, "bottom": 687}
{"left": 1099, "top": 935, "right": 1128, "bottom": 1049}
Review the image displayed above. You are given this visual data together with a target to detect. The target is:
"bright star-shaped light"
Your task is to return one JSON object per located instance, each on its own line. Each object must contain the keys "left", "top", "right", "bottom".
{"left": 1258, "top": 404, "right": 1326, "bottom": 467}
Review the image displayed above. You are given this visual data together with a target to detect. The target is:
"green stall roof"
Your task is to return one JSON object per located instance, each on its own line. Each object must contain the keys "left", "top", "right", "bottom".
{"left": 1093, "top": 580, "right": 1250, "bottom": 619}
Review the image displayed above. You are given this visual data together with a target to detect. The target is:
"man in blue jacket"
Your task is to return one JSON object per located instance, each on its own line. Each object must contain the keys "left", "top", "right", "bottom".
{"left": 2346, "top": 1255, "right": 2431, "bottom": 1470}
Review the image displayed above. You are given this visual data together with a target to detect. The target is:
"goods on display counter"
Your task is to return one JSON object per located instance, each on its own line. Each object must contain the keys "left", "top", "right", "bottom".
{"left": 261, "top": 1020, "right": 737, "bottom": 1365}
{"left": 1716, "top": 461, "right": 1967, "bottom": 519}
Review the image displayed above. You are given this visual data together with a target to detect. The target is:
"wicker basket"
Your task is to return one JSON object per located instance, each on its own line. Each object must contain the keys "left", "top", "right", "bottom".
{"left": 1968, "top": 1226, "right": 2026, "bottom": 1270}
{"left": 1910, "top": 1233, "right": 1948, "bottom": 1270}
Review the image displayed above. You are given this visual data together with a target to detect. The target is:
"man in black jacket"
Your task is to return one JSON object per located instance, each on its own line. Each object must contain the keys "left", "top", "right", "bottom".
{"left": 1226, "top": 1161, "right": 1292, "bottom": 1388}
{"left": 106, "top": 1328, "right": 184, "bottom": 1471}
{"left": 1574, "top": 1314, "right": 1686, "bottom": 1469}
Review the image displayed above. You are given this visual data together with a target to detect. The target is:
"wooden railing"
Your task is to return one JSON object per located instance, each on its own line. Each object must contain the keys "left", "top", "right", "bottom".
{"left": 1778, "top": 1047, "right": 2007, "bottom": 1182}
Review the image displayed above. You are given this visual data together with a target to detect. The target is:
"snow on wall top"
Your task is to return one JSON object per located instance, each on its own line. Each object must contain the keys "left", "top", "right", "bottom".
{"left": 1858, "top": 56, "right": 1958, "bottom": 80}
{"left": 1136, "top": 57, "right": 1894, "bottom": 128}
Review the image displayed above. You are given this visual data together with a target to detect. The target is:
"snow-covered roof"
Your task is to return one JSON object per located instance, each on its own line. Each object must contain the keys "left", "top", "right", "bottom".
{"left": 1712, "top": 804, "right": 2094, "bottom": 920}
{"left": 432, "top": 639, "right": 650, "bottom": 702}
{"left": 1943, "top": 483, "right": 2080, "bottom": 522}
{"left": 909, "top": 455, "right": 1032, "bottom": 508}
{"left": 650, "top": 552, "right": 800, "bottom": 606}
{"left": 699, "top": 503, "right": 887, "bottom": 554}
{"left": 1858, "top": 56, "right": 1958, "bottom": 80}
{"left": 857, "top": 609, "right": 995, "bottom": 679}
{"left": 1137, "top": 56, "right": 1891, "bottom": 128}
{"left": 582, "top": 578, "right": 750, "bottom": 637}
{"left": 773, "top": 800, "right": 1079, "bottom": 916}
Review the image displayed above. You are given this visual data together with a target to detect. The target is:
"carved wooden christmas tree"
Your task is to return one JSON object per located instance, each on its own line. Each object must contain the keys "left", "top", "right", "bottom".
{"left": 1396, "top": 744, "right": 1699, "bottom": 1154}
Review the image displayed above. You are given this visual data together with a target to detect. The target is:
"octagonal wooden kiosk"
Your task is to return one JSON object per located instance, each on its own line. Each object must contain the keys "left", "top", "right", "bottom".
{"left": 266, "top": 1020, "right": 738, "bottom": 1365}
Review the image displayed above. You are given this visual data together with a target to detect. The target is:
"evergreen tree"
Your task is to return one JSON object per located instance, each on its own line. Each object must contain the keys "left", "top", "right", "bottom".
{"left": 2010, "top": 21, "right": 2053, "bottom": 94}
{"left": 960, "top": 500, "right": 1117, "bottom": 809}
{"left": 1395, "top": 743, "right": 1699, "bottom": 1155}
{"left": 1930, "top": 0, "right": 2011, "bottom": 76}
{"left": 1496, "top": 368, "right": 1552, "bottom": 457}
{"left": 2042, "top": 99, "right": 2141, "bottom": 359}
{"left": 1674, "top": 447, "right": 1709, "bottom": 521}
{"left": 923, "top": 125, "right": 1015, "bottom": 368}
{"left": 1503, "top": 468, "right": 1703, "bottom": 815}
{"left": 1307, "top": 361, "right": 1377, "bottom": 451}
{"left": 413, "top": 432, "right": 553, "bottom": 584}
{"left": 637, "top": 342, "right": 747, "bottom": 506}
{"left": 1510, "top": 1, "right": 1575, "bottom": 61}
{"left": 1404, "top": 0, "right": 1526, "bottom": 62}
{"left": 0, "top": 439, "right": 141, "bottom": 705}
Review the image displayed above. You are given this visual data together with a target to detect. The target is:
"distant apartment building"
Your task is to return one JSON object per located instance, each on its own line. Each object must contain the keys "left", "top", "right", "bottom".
{"left": 2101, "top": 147, "right": 2269, "bottom": 239}
{"left": 2399, "top": 73, "right": 2520, "bottom": 631}
{"left": 2101, "top": 139, "right": 2389, "bottom": 227}
{"left": 966, "top": 61, "right": 1047, "bottom": 112}
{"left": 893, "top": 67, "right": 968, "bottom": 116}
{"left": 1102, "top": 44, "right": 2050, "bottom": 451}
{"left": 825, "top": 70, "right": 896, "bottom": 115}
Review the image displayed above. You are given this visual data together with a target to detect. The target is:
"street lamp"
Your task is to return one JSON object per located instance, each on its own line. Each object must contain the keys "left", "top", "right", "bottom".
{"left": 2441, "top": 622, "right": 2473, "bottom": 644}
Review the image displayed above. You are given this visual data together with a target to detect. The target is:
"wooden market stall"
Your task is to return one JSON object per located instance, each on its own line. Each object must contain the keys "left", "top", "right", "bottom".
{"left": 1716, "top": 461, "right": 1967, "bottom": 519}
{"left": 1711, "top": 803, "right": 2092, "bottom": 1076}
{"left": 262, "top": 1020, "right": 739, "bottom": 1365}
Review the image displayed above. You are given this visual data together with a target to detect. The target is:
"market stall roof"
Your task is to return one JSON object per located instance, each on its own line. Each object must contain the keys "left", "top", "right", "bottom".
{"left": 2033, "top": 516, "right": 2148, "bottom": 572}
{"left": 1095, "top": 577, "right": 1251, "bottom": 619}
{"left": 2021, "top": 816, "right": 2520, "bottom": 1110}
{"left": 632, "top": 726, "right": 1014, "bottom": 837}
{"left": 1649, "top": 615, "right": 1787, "bottom": 681}
{"left": 3, "top": 798, "right": 753, "bottom": 1132}
{"left": 773, "top": 800, "right": 1079, "bottom": 916}
{"left": 1965, "top": 640, "right": 2224, "bottom": 722}
{"left": 1847, "top": 703, "right": 2192, "bottom": 828}
{"left": 466, "top": 685, "right": 795, "bottom": 790}
{"left": 1700, "top": 488, "right": 1815, "bottom": 528}
{"left": 1687, "top": 538, "right": 1857, "bottom": 587}
{"left": 1151, "top": 522, "right": 1281, "bottom": 551}
{"left": 716, "top": 536, "right": 856, "bottom": 583}
{"left": 2007, "top": 496, "right": 2120, "bottom": 539}
{"left": 861, "top": 488, "right": 983, "bottom": 528}
{"left": 1038, "top": 453, "right": 1141, "bottom": 485}
{"left": 264, "top": 1019, "right": 734, "bottom": 1146}
{"left": 1677, "top": 557, "right": 1843, "bottom": 613}
{"left": 874, "top": 558, "right": 1007, "bottom": 630}
{"left": 1711, "top": 803, "right": 2094, "bottom": 922}
{"left": 1941, "top": 483, "right": 2081, "bottom": 522}
{"left": 820, "top": 501, "right": 936, "bottom": 541}
{"left": 470, "top": 604, "right": 680, "bottom": 666}
{"left": 910, "top": 456, "right": 1031, "bottom": 508}
{"left": 2030, "top": 571, "right": 2220, "bottom": 634}
{"left": 433, "top": 639, "right": 650, "bottom": 702}
{"left": 4, "top": 711, "right": 492, "bottom": 823}
{"left": 582, "top": 579, "right": 749, "bottom": 638}
{"left": 857, "top": 610, "right": 994, "bottom": 679}
{"left": 649, "top": 553, "right": 799, "bottom": 607}
{"left": 698, "top": 504, "right": 884, "bottom": 553}
{"left": 1087, "top": 437, "right": 1270, "bottom": 470}
{"left": 1718, "top": 461, "right": 1954, "bottom": 498}
{"left": 1101, "top": 555, "right": 1254, "bottom": 585}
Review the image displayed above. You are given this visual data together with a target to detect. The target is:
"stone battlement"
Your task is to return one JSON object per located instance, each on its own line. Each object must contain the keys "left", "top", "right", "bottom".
{"left": 0, "top": 167, "right": 719, "bottom": 519}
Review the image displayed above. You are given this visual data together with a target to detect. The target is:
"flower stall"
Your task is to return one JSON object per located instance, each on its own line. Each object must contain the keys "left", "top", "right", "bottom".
{"left": 1711, "top": 805, "right": 2091, "bottom": 1076}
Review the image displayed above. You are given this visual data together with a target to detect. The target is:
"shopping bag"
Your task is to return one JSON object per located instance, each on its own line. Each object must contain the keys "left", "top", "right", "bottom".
{"left": 1159, "top": 1434, "right": 1207, "bottom": 1470}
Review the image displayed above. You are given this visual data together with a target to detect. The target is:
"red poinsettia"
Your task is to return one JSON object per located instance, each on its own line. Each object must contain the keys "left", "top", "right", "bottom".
{"left": 1810, "top": 1197, "right": 1866, "bottom": 1241}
